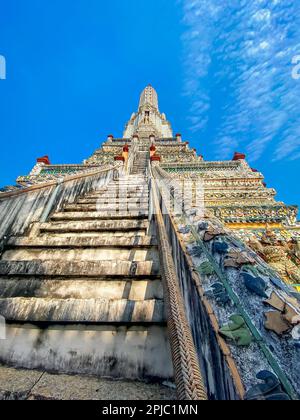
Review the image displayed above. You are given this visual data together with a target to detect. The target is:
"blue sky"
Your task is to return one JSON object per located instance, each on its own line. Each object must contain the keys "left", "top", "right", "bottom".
{"left": 0, "top": 0, "right": 299, "bottom": 209}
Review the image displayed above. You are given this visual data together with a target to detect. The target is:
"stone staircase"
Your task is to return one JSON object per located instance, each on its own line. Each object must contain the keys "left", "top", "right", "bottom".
{"left": 0, "top": 174, "right": 174, "bottom": 399}
{"left": 131, "top": 151, "right": 149, "bottom": 175}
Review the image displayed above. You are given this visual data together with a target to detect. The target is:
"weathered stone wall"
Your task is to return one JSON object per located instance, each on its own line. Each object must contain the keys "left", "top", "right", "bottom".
{"left": 1, "top": 324, "right": 173, "bottom": 381}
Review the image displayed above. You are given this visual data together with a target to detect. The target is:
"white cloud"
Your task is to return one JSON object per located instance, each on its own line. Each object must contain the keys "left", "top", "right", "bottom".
{"left": 253, "top": 9, "right": 271, "bottom": 22}
{"left": 181, "top": 0, "right": 300, "bottom": 161}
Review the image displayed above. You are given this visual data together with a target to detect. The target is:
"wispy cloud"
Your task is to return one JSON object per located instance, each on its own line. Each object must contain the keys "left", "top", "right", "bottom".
{"left": 181, "top": 0, "right": 300, "bottom": 162}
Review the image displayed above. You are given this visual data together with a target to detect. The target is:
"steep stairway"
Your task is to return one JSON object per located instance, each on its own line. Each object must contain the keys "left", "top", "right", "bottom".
{"left": 131, "top": 150, "right": 148, "bottom": 175}
{"left": 0, "top": 173, "right": 174, "bottom": 399}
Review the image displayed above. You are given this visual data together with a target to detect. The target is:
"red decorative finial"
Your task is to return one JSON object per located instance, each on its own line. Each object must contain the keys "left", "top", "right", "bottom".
{"left": 233, "top": 152, "right": 246, "bottom": 161}
{"left": 37, "top": 156, "right": 51, "bottom": 165}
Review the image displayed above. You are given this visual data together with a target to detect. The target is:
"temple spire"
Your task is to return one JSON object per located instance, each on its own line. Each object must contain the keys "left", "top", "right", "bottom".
{"left": 123, "top": 85, "right": 173, "bottom": 139}
{"left": 139, "top": 85, "right": 159, "bottom": 111}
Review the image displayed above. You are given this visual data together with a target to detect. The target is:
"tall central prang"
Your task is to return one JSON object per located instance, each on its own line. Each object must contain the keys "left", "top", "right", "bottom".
{"left": 123, "top": 85, "right": 173, "bottom": 139}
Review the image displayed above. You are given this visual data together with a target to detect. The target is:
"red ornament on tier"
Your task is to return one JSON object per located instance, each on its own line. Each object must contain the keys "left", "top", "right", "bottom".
{"left": 37, "top": 156, "right": 51, "bottom": 165}
{"left": 232, "top": 152, "right": 246, "bottom": 161}
{"left": 114, "top": 156, "right": 125, "bottom": 162}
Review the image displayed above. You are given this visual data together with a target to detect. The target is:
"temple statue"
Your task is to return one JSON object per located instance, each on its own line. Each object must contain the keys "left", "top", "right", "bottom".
{"left": 247, "top": 228, "right": 300, "bottom": 291}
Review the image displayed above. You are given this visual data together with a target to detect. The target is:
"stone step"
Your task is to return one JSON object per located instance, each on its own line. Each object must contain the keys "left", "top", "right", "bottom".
{"left": 59, "top": 206, "right": 149, "bottom": 213}
{"left": 50, "top": 211, "right": 149, "bottom": 221}
{"left": 101, "top": 185, "right": 147, "bottom": 190}
{"left": 0, "top": 365, "right": 176, "bottom": 400}
{"left": 67, "top": 204, "right": 148, "bottom": 212}
{"left": 0, "top": 325, "right": 173, "bottom": 381}
{"left": 84, "top": 193, "right": 149, "bottom": 200}
{"left": 0, "top": 278, "right": 164, "bottom": 300}
{"left": 0, "top": 297, "right": 165, "bottom": 323}
{"left": 112, "top": 185, "right": 147, "bottom": 189}
{"left": 86, "top": 188, "right": 149, "bottom": 198}
{"left": 8, "top": 235, "right": 157, "bottom": 248}
{"left": 2, "top": 246, "right": 159, "bottom": 263}
{"left": 102, "top": 189, "right": 148, "bottom": 193}
{"left": 116, "top": 181, "right": 147, "bottom": 185}
{"left": 114, "top": 176, "right": 147, "bottom": 179}
{"left": 111, "top": 177, "right": 147, "bottom": 181}
{"left": 99, "top": 187, "right": 147, "bottom": 193}
{"left": 40, "top": 230, "right": 148, "bottom": 238}
{"left": 102, "top": 185, "right": 148, "bottom": 190}
{"left": 0, "top": 260, "right": 160, "bottom": 277}
{"left": 39, "top": 220, "right": 148, "bottom": 234}
{"left": 106, "top": 182, "right": 147, "bottom": 187}
{"left": 106, "top": 185, "right": 147, "bottom": 189}
{"left": 76, "top": 198, "right": 149, "bottom": 205}
{"left": 86, "top": 193, "right": 149, "bottom": 199}
{"left": 86, "top": 185, "right": 148, "bottom": 192}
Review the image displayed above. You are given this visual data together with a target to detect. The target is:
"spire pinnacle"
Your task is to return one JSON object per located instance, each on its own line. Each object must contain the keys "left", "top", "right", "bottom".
{"left": 139, "top": 85, "right": 159, "bottom": 110}
{"left": 123, "top": 86, "right": 173, "bottom": 138}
